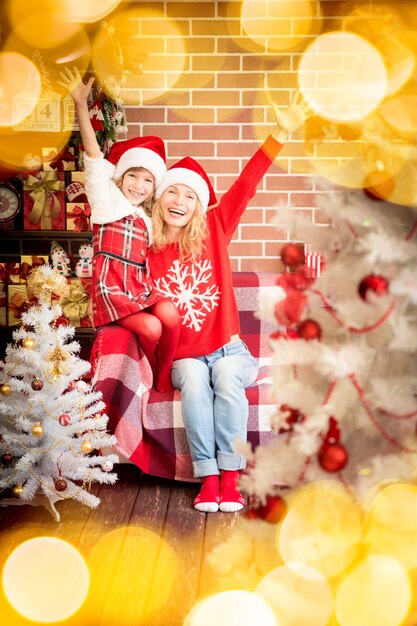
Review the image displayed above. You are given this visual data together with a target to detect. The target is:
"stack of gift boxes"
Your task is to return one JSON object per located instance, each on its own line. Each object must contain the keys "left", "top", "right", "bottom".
{"left": 1, "top": 145, "right": 94, "bottom": 330}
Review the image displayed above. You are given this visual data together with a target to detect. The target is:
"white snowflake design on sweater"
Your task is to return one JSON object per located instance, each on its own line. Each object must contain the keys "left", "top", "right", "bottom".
{"left": 154, "top": 259, "right": 220, "bottom": 331}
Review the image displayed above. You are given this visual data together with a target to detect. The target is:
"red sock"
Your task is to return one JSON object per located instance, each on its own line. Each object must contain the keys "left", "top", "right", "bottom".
{"left": 219, "top": 470, "right": 245, "bottom": 512}
{"left": 194, "top": 475, "right": 220, "bottom": 513}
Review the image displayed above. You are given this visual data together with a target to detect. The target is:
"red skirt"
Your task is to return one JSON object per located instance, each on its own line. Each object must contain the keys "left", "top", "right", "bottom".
{"left": 92, "top": 252, "right": 164, "bottom": 327}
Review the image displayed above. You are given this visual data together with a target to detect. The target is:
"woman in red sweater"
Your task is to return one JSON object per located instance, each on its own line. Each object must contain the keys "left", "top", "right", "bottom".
{"left": 148, "top": 94, "right": 307, "bottom": 512}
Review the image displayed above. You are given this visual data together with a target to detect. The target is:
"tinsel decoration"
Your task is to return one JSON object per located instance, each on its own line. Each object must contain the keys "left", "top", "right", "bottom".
{"left": 26, "top": 266, "right": 68, "bottom": 304}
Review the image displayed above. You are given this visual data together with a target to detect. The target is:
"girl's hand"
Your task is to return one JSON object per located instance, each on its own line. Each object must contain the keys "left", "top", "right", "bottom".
{"left": 269, "top": 90, "right": 310, "bottom": 140}
{"left": 57, "top": 66, "right": 95, "bottom": 105}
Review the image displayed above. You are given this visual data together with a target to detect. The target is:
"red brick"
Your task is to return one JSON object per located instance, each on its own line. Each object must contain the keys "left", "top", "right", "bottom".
{"left": 247, "top": 192, "right": 289, "bottom": 207}
{"left": 217, "top": 109, "right": 254, "bottom": 124}
{"left": 166, "top": 3, "right": 215, "bottom": 17}
{"left": 230, "top": 258, "right": 239, "bottom": 271}
{"left": 217, "top": 142, "right": 259, "bottom": 157}
{"left": 314, "top": 208, "right": 331, "bottom": 226}
{"left": 200, "top": 159, "right": 240, "bottom": 174}
{"left": 267, "top": 73, "right": 299, "bottom": 88}
{"left": 185, "top": 38, "right": 215, "bottom": 54}
{"left": 192, "top": 126, "right": 239, "bottom": 141}
{"left": 288, "top": 192, "right": 316, "bottom": 207}
{"left": 167, "top": 142, "right": 215, "bottom": 157}
{"left": 241, "top": 258, "right": 285, "bottom": 272}
{"left": 217, "top": 36, "right": 265, "bottom": 54}
{"left": 192, "top": 19, "right": 231, "bottom": 36}
{"left": 239, "top": 208, "right": 264, "bottom": 224}
{"left": 125, "top": 108, "right": 165, "bottom": 123}
{"left": 266, "top": 175, "right": 314, "bottom": 191}
{"left": 192, "top": 90, "right": 240, "bottom": 106}
{"left": 216, "top": 175, "right": 243, "bottom": 191}
{"left": 217, "top": 1, "right": 241, "bottom": 18}
{"left": 217, "top": 73, "right": 266, "bottom": 89}
{"left": 167, "top": 108, "right": 215, "bottom": 123}
{"left": 229, "top": 241, "right": 263, "bottom": 256}
{"left": 144, "top": 125, "right": 190, "bottom": 140}
{"left": 142, "top": 19, "right": 189, "bottom": 36}
{"left": 175, "top": 73, "right": 215, "bottom": 89}
{"left": 240, "top": 225, "right": 285, "bottom": 240}
{"left": 157, "top": 91, "right": 191, "bottom": 106}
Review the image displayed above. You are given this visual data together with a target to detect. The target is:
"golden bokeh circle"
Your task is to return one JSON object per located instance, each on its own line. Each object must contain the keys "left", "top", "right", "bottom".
{"left": 0, "top": 53, "right": 41, "bottom": 127}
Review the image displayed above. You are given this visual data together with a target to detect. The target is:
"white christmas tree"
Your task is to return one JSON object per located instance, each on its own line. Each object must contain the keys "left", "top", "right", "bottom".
{"left": 0, "top": 266, "right": 118, "bottom": 522}
{"left": 242, "top": 181, "right": 417, "bottom": 503}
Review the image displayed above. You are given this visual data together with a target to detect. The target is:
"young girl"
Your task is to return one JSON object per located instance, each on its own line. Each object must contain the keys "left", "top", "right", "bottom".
{"left": 58, "top": 67, "right": 179, "bottom": 393}
{"left": 148, "top": 93, "right": 307, "bottom": 512}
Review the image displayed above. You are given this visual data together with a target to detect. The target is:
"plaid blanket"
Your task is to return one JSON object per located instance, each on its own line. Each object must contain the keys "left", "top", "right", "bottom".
{"left": 91, "top": 272, "right": 279, "bottom": 482}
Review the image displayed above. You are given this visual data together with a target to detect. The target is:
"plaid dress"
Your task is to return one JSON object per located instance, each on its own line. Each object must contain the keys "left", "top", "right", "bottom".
{"left": 92, "top": 213, "right": 164, "bottom": 327}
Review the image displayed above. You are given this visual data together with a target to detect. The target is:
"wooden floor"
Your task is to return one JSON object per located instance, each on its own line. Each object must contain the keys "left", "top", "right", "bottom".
{"left": 0, "top": 465, "right": 247, "bottom": 626}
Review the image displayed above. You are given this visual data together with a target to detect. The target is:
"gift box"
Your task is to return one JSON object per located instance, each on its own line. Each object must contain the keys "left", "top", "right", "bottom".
{"left": 22, "top": 171, "right": 66, "bottom": 230}
{"left": 0, "top": 283, "right": 6, "bottom": 327}
{"left": 0, "top": 260, "right": 21, "bottom": 285}
{"left": 43, "top": 146, "right": 76, "bottom": 171}
{"left": 58, "top": 278, "right": 93, "bottom": 327}
{"left": 20, "top": 255, "right": 48, "bottom": 281}
{"left": 7, "top": 284, "right": 36, "bottom": 326}
{"left": 66, "top": 171, "right": 87, "bottom": 204}
{"left": 66, "top": 203, "right": 92, "bottom": 232}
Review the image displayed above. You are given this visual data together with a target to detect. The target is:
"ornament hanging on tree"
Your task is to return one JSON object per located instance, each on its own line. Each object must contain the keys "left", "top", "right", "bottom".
{"left": 22, "top": 337, "right": 36, "bottom": 350}
{"left": 12, "top": 485, "right": 23, "bottom": 498}
{"left": 358, "top": 274, "right": 389, "bottom": 301}
{"left": 54, "top": 478, "right": 68, "bottom": 492}
{"left": 246, "top": 494, "right": 287, "bottom": 523}
{"left": 31, "top": 378, "right": 43, "bottom": 391}
{"left": 0, "top": 383, "right": 11, "bottom": 396}
{"left": 31, "top": 422, "right": 44, "bottom": 437}
{"left": 317, "top": 417, "right": 348, "bottom": 473}
{"left": 1, "top": 453, "right": 13, "bottom": 466}
{"left": 280, "top": 243, "right": 305, "bottom": 268}
{"left": 58, "top": 413, "right": 71, "bottom": 426}
{"left": 298, "top": 318, "right": 322, "bottom": 340}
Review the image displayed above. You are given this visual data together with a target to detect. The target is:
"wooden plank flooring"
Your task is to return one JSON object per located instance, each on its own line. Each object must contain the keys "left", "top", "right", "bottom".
{"left": 0, "top": 465, "right": 242, "bottom": 626}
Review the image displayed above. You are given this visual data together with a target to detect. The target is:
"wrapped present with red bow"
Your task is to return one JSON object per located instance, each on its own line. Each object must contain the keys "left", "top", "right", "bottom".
{"left": 42, "top": 146, "right": 76, "bottom": 171}
{"left": 0, "top": 283, "right": 6, "bottom": 326}
{"left": 66, "top": 203, "right": 92, "bottom": 232}
{"left": 20, "top": 255, "right": 48, "bottom": 281}
{"left": 7, "top": 284, "right": 36, "bottom": 326}
{"left": 22, "top": 171, "right": 66, "bottom": 230}
{"left": 58, "top": 278, "right": 93, "bottom": 327}
{"left": 0, "top": 260, "right": 21, "bottom": 285}
{"left": 66, "top": 171, "right": 87, "bottom": 204}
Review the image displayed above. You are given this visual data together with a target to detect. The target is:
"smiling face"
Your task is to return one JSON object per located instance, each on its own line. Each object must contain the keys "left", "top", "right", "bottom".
{"left": 160, "top": 183, "right": 199, "bottom": 238}
{"left": 120, "top": 168, "right": 155, "bottom": 206}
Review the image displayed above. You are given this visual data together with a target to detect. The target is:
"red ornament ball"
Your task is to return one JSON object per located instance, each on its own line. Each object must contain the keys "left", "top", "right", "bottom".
{"left": 363, "top": 171, "right": 394, "bottom": 201}
{"left": 1, "top": 453, "right": 14, "bottom": 466}
{"left": 256, "top": 495, "right": 287, "bottom": 523}
{"left": 31, "top": 378, "right": 43, "bottom": 391}
{"left": 358, "top": 274, "right": 389, "bottom": 301}
{"left": 281, "top": 243, "right": 304, "bottom": 268}
{"left": 318, "top": 443, "right": 348, "bottom": 472}
{"left": 55, "top": 478, "right": 68, "bottom": 492}
{"left": 298, "top": 319, "right": 322, "bottom": 340}
{"left": 58, "top": 413, "right": 72, "bottom": 426}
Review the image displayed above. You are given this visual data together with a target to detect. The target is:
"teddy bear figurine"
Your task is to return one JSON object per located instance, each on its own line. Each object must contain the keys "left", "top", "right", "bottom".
{"left": 50, "top": 241, "right": 72, "bottom": 277}
{"left": 75, "top": 238, "right": 93, "bottom": 278}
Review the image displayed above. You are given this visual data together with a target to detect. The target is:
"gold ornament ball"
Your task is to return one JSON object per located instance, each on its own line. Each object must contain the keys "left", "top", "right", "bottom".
{"left": 31, "top": 422, "right": 44, "bottom": 437}
{"left": 22, "top": 337, "right": 36, "bottom": 350}
{"left": 12, "top": 485, "right": 23, "bottom": 498}
{"left": 81, "top": 439, "right": 93, "bottom": 454}
{"left": 0, "top": 383, "right": 12, "bottom": 396}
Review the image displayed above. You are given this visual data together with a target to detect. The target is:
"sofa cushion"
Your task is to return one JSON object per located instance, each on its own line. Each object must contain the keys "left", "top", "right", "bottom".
{"left": 91, "top": 272, "right": 278, "bottom": 482}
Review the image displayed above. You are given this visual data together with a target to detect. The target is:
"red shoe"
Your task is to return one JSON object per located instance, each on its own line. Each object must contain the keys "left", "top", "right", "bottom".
{"left": 194, "top": 475, "right": 220, "bottom": 513}
{"left": 219, "top": 470, "right": 245, "bottom": 512}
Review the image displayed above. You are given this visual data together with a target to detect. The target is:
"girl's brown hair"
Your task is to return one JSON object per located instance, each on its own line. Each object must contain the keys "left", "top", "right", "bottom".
{"left": 151, "top": 196, "right": 208, "bottom": 262}
{"left": 114, "top": 167, "right": 155, "bottom": 216}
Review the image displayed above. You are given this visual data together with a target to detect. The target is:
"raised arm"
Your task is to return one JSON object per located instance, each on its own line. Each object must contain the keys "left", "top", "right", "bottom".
{"left": 57, "top": 67, "right": 100, "bottom": 159}
{"left": 269, "top": 89, "right": 309, "bottom": 143}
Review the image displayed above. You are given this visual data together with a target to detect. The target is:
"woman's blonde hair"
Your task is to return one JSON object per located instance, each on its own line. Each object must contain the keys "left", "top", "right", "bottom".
{"left": 114, "top": 167, "right": 155, "bottom": 216}
{"left": 151, "top": 196, "right": 208, "bottom": 262}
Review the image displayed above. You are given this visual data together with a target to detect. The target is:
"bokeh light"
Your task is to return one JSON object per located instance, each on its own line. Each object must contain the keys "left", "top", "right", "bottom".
{"left": 363, "top": 483, "right": 417, "bottom": 570}
{"left": 0, "top": 127, "right": 73, "bottom": 170}
{"left": 184, "top": 590, "right": 276, "bottom": 626}
{"left": 278, "top": 481, "right": 363, "bottom": 578}
{"left": 379, "top": 95, "right": 417, "bottom": 134}
{"left": 256, "top": 562, "right": 333, "bottom": 626}
{"left": 0, "top": 53, "right": 41, "bottom": 127}
{"left": 10, "top": 12, "right": 83, "bottom": 50}
{"left": 87, "top": 526, "right": 178, "bottom": 623}
{"left": 91, "top": 8, "right": 186, "bottom": 104}
{"left": 335, "top": 555, "right": 411, "bottom": 626}
{"left": 241, "top": 0, "right": 322, "bottom": 53}
{"left": 298, "top": 31, "right": 387, "bottom": 122}
{"left": 53, "top": 0, "right": 121, "bottom": 23}
{"left": 2, "top": 536, "right": 89, "bottom": 623}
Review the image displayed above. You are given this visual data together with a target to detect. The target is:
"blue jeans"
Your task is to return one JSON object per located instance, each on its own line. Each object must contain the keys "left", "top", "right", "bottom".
{"left": 171, "top": 340, "right": 259, "bottom": 477}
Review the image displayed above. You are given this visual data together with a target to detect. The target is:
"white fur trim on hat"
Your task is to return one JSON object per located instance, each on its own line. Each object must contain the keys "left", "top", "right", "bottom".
{"left": 113, "top": 147, "right": 166, "bottom": 186}
{"left": 155, "top": 168, "right": 210, "bottom": 212}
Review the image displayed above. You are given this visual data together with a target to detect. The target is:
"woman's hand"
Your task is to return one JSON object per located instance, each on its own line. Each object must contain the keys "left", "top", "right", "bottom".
{"left": 57, "top": 66, "right": 95, "bottom": 105}
{"left": 269, "top": 90, "right": 310, "bottom": 142}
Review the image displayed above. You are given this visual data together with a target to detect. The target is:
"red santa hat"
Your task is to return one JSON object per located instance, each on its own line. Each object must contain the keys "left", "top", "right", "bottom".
{"left": 155, "top": 156, "right": 217, "bottom": 214}
{"left": 103, "top": 136, "right": 166, "bottom": 186}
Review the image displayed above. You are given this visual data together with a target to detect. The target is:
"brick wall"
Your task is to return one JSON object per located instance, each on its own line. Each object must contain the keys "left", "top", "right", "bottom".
{"left": 118, "top": 0, "right": 395, "bottom": 271}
